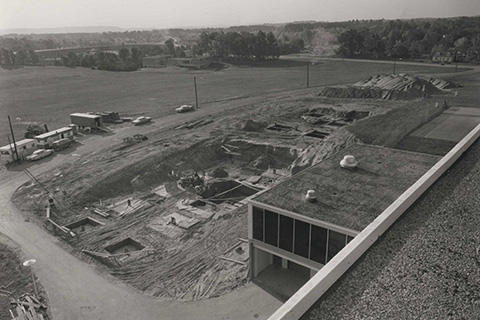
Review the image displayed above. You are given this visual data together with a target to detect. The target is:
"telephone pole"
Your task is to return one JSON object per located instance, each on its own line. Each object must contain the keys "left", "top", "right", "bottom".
{"left": 8, "top": 116, "right": 19, "bottom": 162}
{"left": 194, "top": 77, "right": 199, "bottom": 109}
{"left": 306, "top": 63, "right": 310, "bottom": 88}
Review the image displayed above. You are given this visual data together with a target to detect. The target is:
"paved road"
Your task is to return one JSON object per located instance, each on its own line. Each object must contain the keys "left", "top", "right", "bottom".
{"left": 0, "top": 93, "right": 288, "bottom": 320}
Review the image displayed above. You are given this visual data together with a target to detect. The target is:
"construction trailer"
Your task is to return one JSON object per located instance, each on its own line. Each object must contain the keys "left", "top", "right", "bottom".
{"left": 0, "top": 139, "right": 37, "bottom": 163}
{"left": 70, "top": 113, "right": 103, "bottom": 130}
{"left": 35, "top": 127, "right": 74, "bottom": 149}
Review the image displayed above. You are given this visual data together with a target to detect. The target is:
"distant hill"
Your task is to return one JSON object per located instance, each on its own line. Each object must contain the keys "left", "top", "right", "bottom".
{"left": 0, "top": 26, "right": 126, "bottom": 35}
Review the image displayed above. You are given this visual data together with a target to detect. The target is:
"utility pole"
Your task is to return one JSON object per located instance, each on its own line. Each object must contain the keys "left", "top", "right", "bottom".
{"left": 194, "top": 77, "right": 199, "bottom": 109}
{"left": 7, "top": 135, "right": 14, "bottom": 162}
{"left": 7, "top": 116, "right": 19, "bottom": 162}
{"left": 393, "top": 60, "right": 396, "bottom": 74}
{"left": 306, "top": 63, "right": 310, "bottom": 88}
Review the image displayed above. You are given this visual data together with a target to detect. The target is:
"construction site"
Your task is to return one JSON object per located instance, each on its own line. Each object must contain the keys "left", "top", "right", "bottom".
{"left": 8, "top": 68, "right": 468, "bottom": 308}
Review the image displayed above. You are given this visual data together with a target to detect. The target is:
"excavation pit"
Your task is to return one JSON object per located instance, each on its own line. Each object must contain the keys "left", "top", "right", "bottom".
{"left": 64, "top": 217, "right": 103, "bottom": 233}
{"left": 201, "top": 180, "right": 261, "bottom": 204}
{"left": 105, "top": 237, "right": 145, "bottom": 254}
{"left": 328, "top": 121, "right": 348, "bottom": 127}
{"left": 305, "top": 130, "right": 330, "bottom": 139}
{"left": 266, "top": 123, "right": 294, "bottom": 132}
{"left": 190, "top": 199, "right": 216, "bottom": 211}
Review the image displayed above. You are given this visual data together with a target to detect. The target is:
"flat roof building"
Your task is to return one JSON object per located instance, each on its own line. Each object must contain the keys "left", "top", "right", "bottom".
{"left": 248, "top": 144, "right": 441, "bottom": 280}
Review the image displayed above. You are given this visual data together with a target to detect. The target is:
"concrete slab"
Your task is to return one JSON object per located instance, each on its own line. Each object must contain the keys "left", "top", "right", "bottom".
{"left": 110, "top": 199, "right": 144, "bottom": 215}
{"left": 152, "top": 185, "right": 171, "bottom": 198}
{"left": 411, "top": 107, "right": 480, "bottom": 142}
{"left": 166, "top": 212, "right": 200, "bottom": 229}
{"left": 148, "top": 216, "right": 184, "bottom": 238}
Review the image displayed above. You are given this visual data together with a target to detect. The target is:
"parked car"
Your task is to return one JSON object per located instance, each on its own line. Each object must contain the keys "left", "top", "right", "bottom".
{"left": 26, "top": 149, "right": 54, "bottom": 161}
{"left": 175, "top": 105, "right": 194, "bottom": 113}
{"left": 132, "top": 116, "right": 152, "bottom": 125}
{"left": 133, "top": 134, "right": 148, "bottom": 141}
{"left": 52, "top": 138, "right": 73, "bottom": 151}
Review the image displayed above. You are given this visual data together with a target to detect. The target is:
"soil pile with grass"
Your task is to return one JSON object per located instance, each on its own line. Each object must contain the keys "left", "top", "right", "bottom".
{"left": 318, "top": 74, "right": 458, "bottom": 100}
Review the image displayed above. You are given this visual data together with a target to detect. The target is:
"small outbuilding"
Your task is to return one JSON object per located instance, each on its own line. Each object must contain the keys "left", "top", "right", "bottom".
{"left": 70, "top": 113, "right": 103, "bottom": 130}
{"left": 0, "top": 139, "right": 37, "bottom": 163}
{"left": 35, "top": 127, "right": 74, "bottom": 149}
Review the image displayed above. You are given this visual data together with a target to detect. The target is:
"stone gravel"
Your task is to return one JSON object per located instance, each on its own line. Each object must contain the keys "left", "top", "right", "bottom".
{"left": 303, "top": 139, "right": 480, "bottom": 320}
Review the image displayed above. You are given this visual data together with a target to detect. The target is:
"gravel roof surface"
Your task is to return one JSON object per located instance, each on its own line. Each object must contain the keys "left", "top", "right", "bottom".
{"left": 302, "top": 140, "right": 480, "bottom": 320}
{"left": 253, "top": 144, "right": 440, "bottom": 231}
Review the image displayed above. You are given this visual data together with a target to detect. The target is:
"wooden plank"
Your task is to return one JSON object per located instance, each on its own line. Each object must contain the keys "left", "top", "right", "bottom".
{"left": 46, "top": 219, "right": 69, "bottom": 234}
{"left": 25, "top": 296, "right": 42, "bottom": 309}
{"left": 11, "top": 301, "right": 40, "bottom": 309}
{"left": 222, "top": 241, "right": 242, "bottom": 255}
{"left": 219, "top": 256, "right": 247, "bottom": 265}
{"left": 28, "top": 295, "right": 46, "bottom": 309}
{"left": 16, "top": 306, "right": 26, "bottom": 320}
{"left": 29, "top": 309, "right": 39, "bottom": 320}
{"left": 93, "top": 209, "right": 109, "bottom": 218}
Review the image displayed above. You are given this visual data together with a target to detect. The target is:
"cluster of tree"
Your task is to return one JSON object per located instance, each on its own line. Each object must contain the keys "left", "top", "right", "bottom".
{"left": 0, "top": 25, "right": 279, "bottom": 53}
{"left": 60, "top": 47, "right": 143, "bottom": 71}
{"left": 334, "top": 17, "right": 480, "bottom": 62}
{"left": 0, "top": 48, "right": 40, "bottom": 67}
{"left": 194, "top": 31, "right": 284, "bottom": 61}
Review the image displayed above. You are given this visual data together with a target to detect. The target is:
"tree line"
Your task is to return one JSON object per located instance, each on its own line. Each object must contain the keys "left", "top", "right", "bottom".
{"left": 334, "top": 17, "right": 480, "bottom": 62}
{"left": 59, "top": 47, "right": 143, "bottom": 71}
{"left": 0, "top": 48, "right": 40, "bottom": 67}
{"left": 193, "top": 31, "right": 303, "bottom": 61}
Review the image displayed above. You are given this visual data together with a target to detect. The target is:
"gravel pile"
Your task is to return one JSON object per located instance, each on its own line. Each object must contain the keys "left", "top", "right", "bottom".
{"left": 303, "top": 140, "right": 480, "bottom": 320}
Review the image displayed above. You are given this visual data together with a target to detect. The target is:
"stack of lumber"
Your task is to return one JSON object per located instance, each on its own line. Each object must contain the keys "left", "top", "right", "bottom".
{"left": 10, "top": 293, "right": 47, "bottom": 320}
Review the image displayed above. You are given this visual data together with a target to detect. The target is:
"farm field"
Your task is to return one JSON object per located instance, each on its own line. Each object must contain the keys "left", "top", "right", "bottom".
{"left": 0, "top": 58, "right": 462, "bottom": 146}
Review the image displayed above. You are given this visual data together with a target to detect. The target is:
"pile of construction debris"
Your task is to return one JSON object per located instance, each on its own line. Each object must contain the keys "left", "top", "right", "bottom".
{"left": 318, "top": 74, "right": 460, "bottom": 100}
{"left": 9, "top": 293, "right": 48, "bottom": 320}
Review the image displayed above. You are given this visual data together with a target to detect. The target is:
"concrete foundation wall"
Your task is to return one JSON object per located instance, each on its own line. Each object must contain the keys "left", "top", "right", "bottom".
{"left": 253, "top": 246, "right": 272, "bottom": 278}
{"left": 268, "top": 123, "right": 480, "bottom": 320}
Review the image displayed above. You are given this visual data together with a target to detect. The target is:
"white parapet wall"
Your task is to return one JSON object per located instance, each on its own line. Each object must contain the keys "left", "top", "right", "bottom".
{"left": 268, "top": 122, "right": 480, "bottom": 320}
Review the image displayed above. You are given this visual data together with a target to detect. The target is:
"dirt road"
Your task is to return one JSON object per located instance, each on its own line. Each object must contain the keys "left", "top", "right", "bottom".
{"left": 0, "top": 92, "right": 291, "bottom": 319}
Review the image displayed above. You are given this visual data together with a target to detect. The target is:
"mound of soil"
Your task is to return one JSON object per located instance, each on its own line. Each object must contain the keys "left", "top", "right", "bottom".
{"left": 318, "top": 86, "right": 427, "bottom": 100}
{"left": 241, "top": 119, "right": 267, "bottom": 132}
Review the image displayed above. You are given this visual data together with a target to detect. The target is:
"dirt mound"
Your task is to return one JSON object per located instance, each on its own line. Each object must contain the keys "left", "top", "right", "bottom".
{"left": 241, "top": 119, "right": 267, "bottom": 132}
{"left": 319, "top": 86, "right": 428, "bottom": 100}
{"left": 319, "top": 74, "right": 452, "bottom": 101}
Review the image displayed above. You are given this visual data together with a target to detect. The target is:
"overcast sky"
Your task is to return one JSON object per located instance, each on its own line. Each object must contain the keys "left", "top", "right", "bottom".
{"left": 1, "top": 0, "right": 480, "bottom": 30}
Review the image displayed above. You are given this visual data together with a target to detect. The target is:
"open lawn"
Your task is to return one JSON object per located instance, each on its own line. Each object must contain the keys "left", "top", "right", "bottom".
{"left": 0, "top": 59, "right": 463, "bottom": 146}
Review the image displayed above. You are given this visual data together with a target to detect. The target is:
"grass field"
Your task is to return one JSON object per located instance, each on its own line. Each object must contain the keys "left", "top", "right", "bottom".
{"left": 0, "top": 59, "right": 462, "bottom": 146}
